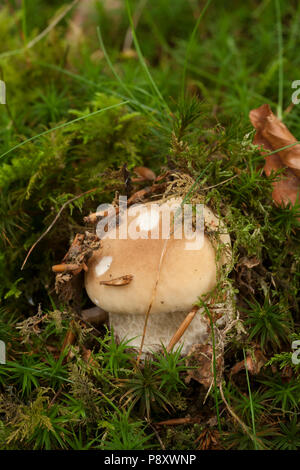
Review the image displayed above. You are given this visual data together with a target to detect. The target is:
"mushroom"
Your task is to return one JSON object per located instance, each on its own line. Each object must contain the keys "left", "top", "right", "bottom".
{"left": 84, "top": 198, "right": 231, "bottom": 355}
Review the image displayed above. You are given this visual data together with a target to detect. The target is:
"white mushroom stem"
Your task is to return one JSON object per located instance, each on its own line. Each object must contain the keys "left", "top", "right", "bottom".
{"left": 109, "top": 309, "right": 209, "bottom": 355}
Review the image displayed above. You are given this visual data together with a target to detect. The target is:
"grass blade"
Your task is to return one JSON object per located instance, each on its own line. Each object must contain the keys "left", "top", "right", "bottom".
{"left": 97, "top": 25, "right": 135, "bottom": 100}
{"left": 275, "top": 0, "right": 283, "bottom": 120}
{"left": 181, "top": 0, "right": 212, "bottom": 99}
{"left": 243, "top": 348, "right": 258, "bottom": 450}
{"left": 0, "top": 101, "right": 129, "bottom": 162}
{"left": 125, "top": 0, "right": 170, "bottom": 113}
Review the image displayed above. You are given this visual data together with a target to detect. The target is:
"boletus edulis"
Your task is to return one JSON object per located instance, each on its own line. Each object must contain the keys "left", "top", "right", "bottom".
{"left": 84, "top": 197, "right": 231, "bottom": 355}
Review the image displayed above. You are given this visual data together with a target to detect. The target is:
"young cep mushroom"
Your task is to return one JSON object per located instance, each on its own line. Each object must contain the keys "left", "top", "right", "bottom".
{"left": 84, "top": 198, "right": 231, "bottom": 355}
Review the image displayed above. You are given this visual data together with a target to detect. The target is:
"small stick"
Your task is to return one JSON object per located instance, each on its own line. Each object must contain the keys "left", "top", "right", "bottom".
{"left": 166, "top": 306, "right": 198, "bottom": 353}
{"left": 218, "top": 381, "right": 264, "bottom": 449}
{"left": 156, "top": 417, "right": 200, "bottom": 426}
{"left": 52, "top": 263, "right": 81, "bottom": 273}
{"left": 48, "top": 388, "right": 62, "bottom": 409}
{"left": 146, "top": 419, "right": 166, "bottom": 450}
{"left": 100, "top": 274, "right": 133, "bottom": 286}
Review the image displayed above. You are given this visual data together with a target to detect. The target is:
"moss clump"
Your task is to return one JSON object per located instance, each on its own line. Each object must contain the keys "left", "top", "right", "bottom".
{"left": 0, "top": 1, "right": 299, "bottom": 451}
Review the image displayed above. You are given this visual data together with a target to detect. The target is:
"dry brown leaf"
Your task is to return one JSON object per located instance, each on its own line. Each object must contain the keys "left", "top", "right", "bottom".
{"left": 81, "top": 345, "right": 98, "bottom": 367}
{"left": 60, "top": 322, "right": 76, "bottom": 359}
{"left": 99, "top": 274, "right": 133, "bottom": 286}
{"left": 185, "top": 344, "right": 223, "bottom": 389}
{"left": 230, "top": 347, "right": 266, "bottom": 376}
{"left": 249, "top": 104, "right": 300, "bottom": 207}
{"left": 195, "top": 428, "right": 221, "bottom": 450}
{"left": 133, "top": 166, "right": 156, "bottom": 181}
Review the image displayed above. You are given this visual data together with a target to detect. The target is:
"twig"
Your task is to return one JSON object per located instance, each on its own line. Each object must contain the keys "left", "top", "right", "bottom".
{"left": 166, "top": 306, "right": 198, "bottom": 352}
{"left": 52, "top": 263, "right": 82, "bottom": 273}
{"left": 156, "top": 417, "right": 200, "bottom": 426}
{"left": 21, "top": 188, "right": 99, "bottom": 270}
{"left": 48, "top": 388, "right": 62, "bottom": 409}
{"left": 219, "top": 381, "right": 264, "bottom": 449}
{"left": 146, "top": 419, "right": 166, "bottom": 450}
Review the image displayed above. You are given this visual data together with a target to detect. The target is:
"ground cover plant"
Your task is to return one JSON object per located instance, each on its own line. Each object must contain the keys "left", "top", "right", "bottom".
{"left": 0, "top": 0, "right": 299, "bottom": 450}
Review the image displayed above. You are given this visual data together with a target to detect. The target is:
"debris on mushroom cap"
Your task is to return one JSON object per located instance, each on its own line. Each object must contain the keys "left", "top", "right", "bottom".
{"left": 84, "top": 198, "right": 231, "bottom": 353}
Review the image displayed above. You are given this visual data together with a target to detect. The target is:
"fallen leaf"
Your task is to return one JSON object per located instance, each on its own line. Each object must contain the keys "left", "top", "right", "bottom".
{"left": 249, "top": 104, "right": 300, "bottom": 207}
{"left": 133, "top": 166, "right": 156, "bottom": 181}
{"left": 185, "top": 344, "right": 223, "bottom": 389}
{"left": 281, "top": 365, "right": 293, "bottom": 380}
{"left": 230, "top": 347, "right": 266, "bottom": 376}
{"left": 60, "top": 321, "right": 76, "bottom": 359}
{"left": 195, "top": 428, "right": 221, "bottom": 450}
{"left": 81, "top": 345, "right": 98, "bottom": 367}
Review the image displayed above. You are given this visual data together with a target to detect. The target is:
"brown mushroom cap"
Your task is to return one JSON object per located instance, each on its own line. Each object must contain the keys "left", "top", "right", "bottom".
{"left": 85, "top": 199, "right": 230, "bottom": 316}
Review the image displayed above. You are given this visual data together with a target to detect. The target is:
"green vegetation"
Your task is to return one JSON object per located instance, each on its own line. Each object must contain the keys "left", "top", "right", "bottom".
{"left": 0, "top": 0, "right": 299, "bottom": 450}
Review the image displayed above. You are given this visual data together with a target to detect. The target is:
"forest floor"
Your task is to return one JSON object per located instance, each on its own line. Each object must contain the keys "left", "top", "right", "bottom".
{"left": 0, "top": 0, "right": 299, "bottom": 450}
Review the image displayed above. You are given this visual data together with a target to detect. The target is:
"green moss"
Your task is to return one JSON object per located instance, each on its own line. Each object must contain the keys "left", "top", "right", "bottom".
{"left": 0, "top": 0, "right": 299, "bottom": 451}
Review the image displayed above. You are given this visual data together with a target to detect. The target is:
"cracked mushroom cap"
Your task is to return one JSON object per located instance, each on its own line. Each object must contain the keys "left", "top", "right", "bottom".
{"left": 85, "top": 198, "right": 230, "bottom": 316}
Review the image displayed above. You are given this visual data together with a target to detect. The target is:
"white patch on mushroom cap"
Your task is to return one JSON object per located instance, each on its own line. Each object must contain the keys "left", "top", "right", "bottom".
{"left": 95, "top": 256, "right": 112, "bottom": 277}
{"left": 135, "top": 208, "right": 160, "bottom": 231}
